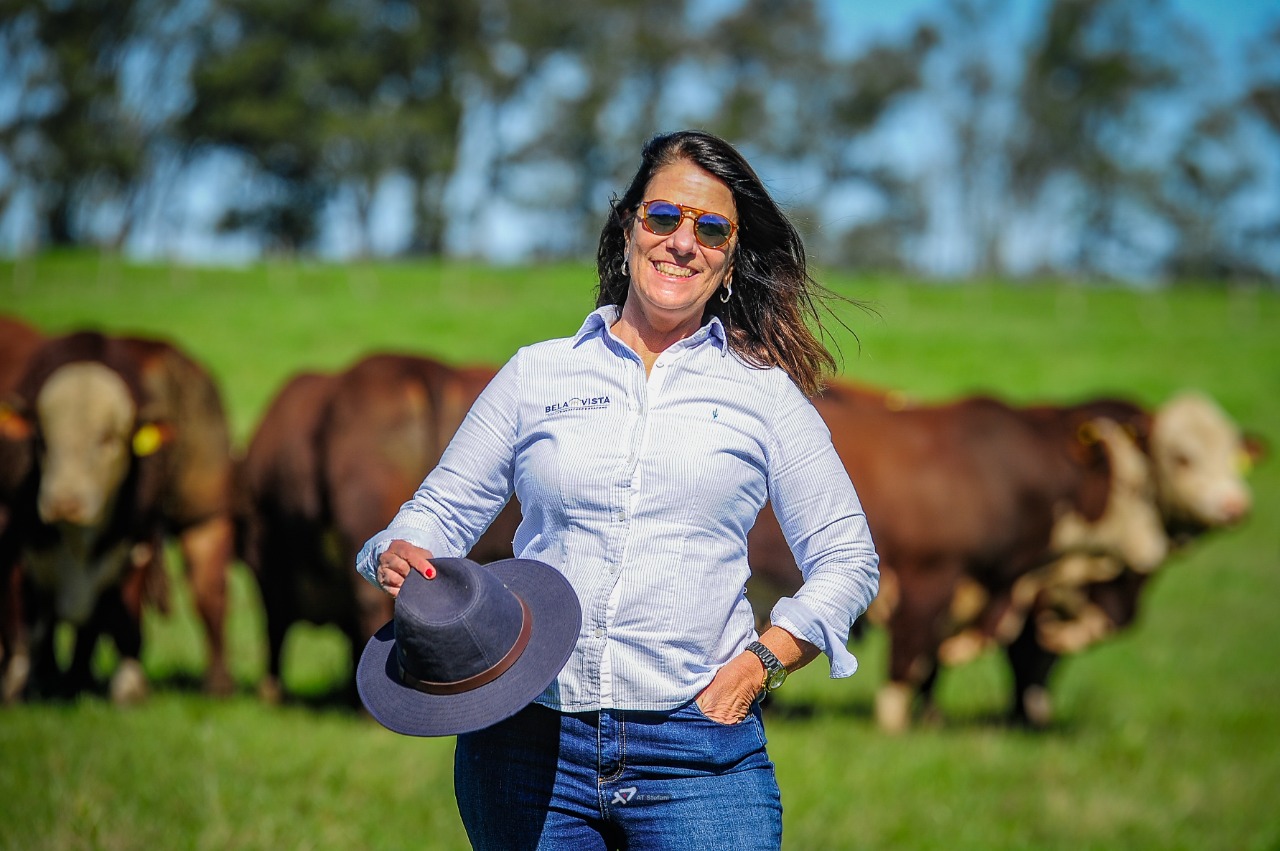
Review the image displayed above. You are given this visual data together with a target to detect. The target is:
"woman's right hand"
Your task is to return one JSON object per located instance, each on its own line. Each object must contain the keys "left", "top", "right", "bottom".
{"left": 375, "top": 540, "right": 436, "bottom": 597}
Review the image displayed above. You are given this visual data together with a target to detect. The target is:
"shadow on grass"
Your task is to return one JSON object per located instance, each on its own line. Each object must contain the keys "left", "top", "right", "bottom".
{"left": 143, "top": 667, "right": 363, "bottom": 713}
{"left": 761, "top": 693, "right": 876, "bottom": 723}
{"left": 761, "top": 692, "right": 1086, "bottom": 737}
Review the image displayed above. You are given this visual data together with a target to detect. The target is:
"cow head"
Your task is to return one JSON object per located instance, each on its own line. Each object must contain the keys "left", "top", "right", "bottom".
{"left": 1151, "top": 392, "right": 1256, "bottom": 533}
{"left": 34, "top": 362, "right": 140, "bottom": 528}
{"left": 30, "top": 358, "right": 174, "bottom": 529}
{"left": 1051, "top": 417, "right": 1168, "bottom": 573}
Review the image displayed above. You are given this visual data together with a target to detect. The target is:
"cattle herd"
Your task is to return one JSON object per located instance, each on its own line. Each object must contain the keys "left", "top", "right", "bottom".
{"left": 0, "top": 313, "right": 1263, "bottom": 731}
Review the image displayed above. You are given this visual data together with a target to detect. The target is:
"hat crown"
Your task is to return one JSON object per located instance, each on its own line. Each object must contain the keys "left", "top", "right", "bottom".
{"left": 394, "top": 558, "right": 526, "bottom": 685}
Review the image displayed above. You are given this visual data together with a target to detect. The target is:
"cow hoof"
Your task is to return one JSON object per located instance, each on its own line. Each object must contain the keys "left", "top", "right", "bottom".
{"left": 110, "top": 659, "right": 149, "bottom": 706}
{"left": 2, "top": 653, "right": 31, "bottom": 704}
{"left": 204, "top": 666, "right": 236, "bottom": 698}
{"left": 875, "top": 682, "right": 914, "bottom": 733}
{"left": 1023, "top": 686, "right": 1054, "bottom": 728}
{"left": 257, "top": 677, "right": 284, "bottom": 705}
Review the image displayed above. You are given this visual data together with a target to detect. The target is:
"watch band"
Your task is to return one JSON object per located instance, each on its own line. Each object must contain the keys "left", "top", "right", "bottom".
{"left": 745, "top": 640, "right": 787, "bottom": 693}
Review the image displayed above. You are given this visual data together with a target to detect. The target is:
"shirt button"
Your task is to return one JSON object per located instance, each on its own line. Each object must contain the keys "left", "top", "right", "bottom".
{"left": 594, "top": 627, "right": 604, "bottom": 638}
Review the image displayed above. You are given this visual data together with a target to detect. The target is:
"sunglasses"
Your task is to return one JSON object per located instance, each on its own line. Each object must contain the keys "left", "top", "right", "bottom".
{"left": 638, "top": 199, "right": 737, "bottom": 250}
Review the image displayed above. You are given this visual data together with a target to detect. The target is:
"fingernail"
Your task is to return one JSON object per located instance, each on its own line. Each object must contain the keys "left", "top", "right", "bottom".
{"left": 424, "top": 565, "right": 437, "bottom": 580}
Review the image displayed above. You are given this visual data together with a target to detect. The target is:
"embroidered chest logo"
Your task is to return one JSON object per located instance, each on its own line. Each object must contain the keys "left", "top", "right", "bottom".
{"left": 545, "top": 395, "right": 611, "bottom": 414}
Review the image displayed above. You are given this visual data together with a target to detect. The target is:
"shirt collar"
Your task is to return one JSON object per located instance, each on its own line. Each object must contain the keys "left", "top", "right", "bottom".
{"left": 574, "top": 306, "right": 729, "bottom": 357}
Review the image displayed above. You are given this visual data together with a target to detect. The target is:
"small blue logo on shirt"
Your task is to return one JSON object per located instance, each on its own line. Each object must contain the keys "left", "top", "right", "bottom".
{"left": 545, "top": 395, "right": 611, "bottom": 414}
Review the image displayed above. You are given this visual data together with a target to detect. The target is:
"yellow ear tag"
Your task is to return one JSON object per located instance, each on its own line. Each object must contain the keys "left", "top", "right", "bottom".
{"left": 1236, "top": 449, "right": 1253, "bottom": 476}
{"left": 133, "top": 424, "right": 163, "bottom": 457}
{"left": 0, "top": 404, "right": 31, "bottom": 440}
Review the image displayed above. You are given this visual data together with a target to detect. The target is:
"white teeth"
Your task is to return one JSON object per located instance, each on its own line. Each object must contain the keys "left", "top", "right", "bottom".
{"left": 654, "top": 262, "right": 694, "bottom": 278}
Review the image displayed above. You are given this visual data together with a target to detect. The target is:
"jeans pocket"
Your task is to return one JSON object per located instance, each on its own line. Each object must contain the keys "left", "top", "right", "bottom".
{"left": 686, "top": 696, "right": 754, "bottom": 727}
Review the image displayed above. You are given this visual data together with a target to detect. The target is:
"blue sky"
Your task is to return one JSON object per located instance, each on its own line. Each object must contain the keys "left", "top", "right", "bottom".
{"left": 829, "top": 0, "right": 1279, "bottom": 66}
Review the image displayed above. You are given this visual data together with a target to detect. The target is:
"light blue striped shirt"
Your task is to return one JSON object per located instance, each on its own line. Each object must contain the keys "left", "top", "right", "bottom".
{"left": 357, "top": 306, "right": 879, "bottom": 712}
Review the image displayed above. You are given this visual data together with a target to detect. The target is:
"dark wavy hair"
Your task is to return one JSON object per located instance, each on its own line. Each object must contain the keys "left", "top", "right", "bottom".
{"left": 596, "top": 130, "right": 856, "bottom": 397}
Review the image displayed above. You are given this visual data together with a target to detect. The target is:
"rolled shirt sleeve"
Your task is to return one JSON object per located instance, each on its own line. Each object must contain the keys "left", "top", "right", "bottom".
{"left": 764, "top": 389, "right": 880, "bottom": 678}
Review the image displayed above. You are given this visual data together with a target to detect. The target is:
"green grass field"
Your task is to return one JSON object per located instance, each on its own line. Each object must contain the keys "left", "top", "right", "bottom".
{"left": 2, "top": 252, "right": 1278, "bottom": 850}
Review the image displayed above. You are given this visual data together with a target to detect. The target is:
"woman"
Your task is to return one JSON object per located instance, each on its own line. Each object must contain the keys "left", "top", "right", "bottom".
{"left": 358, "top": 129, "right": 879, "bottom": 850}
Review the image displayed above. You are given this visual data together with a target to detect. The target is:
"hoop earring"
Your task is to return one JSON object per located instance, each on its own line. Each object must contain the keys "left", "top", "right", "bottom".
{"left": 720, "top": 279, "right": 733, "bottom": 302}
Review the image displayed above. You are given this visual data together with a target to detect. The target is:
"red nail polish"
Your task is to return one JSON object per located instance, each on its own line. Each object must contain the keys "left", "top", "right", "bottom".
{"left": 424, "top": 565, "right": 437, "bottom": 580}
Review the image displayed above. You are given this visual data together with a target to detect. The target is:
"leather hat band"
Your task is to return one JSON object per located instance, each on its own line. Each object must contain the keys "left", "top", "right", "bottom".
{"left": 397, "top": 598, "right": 533, "bottom": 696}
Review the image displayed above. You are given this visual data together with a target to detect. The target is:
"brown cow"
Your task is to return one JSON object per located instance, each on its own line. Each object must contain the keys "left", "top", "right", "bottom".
{"left": 0, "top": 316, "right": 45, "bottom": 503}
{"left": 0, "top": 315, "right": 47, "bottom": 701}
{"left": 0, "top": 330, "right": 235, "bottom": 703}
{"left": 745, "top": 381, "right": 1168, "bottom": 732}
{"left": 938, "top": 391, "right": 1262, "bottom": 726}
{"left": 238, "top": 353, "right": 519, "bottom": 704}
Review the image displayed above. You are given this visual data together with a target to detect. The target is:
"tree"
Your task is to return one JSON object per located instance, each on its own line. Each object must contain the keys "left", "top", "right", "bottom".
{"left": 178, "top": 0, "right": 483, "bottom": 253}
{"left": 1240, "top": 23, "right": 1280, "bottom": 277}
{"left": 1152, "top": 107, "right": 1267, "bottom": 281}
{"left": 0, "top": 0, "right": 187, "bottom": 248}
{"left": 1008, "top": 0, "right": 1193, "bottom": 276}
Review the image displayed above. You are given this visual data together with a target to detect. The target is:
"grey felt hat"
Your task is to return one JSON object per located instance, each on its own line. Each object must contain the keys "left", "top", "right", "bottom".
{"left": 356, "top": 557, "right": 580, "bottom": 737}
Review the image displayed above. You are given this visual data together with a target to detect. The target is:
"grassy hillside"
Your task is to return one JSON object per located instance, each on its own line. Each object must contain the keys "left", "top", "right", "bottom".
{"left": 2, "top": 252, "right": 1278, "bottom": 850}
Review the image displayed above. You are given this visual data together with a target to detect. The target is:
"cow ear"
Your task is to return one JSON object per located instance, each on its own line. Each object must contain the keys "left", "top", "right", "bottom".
{"left": 0, "top": 401, "right": 33, "bottom": 441}
{"left": 132, "top": 421, "right": 175, "bottom": 457}
{"left": 1069, "top": 419, "right": 1111, "bottom": 469}
{"left": 1240, "top": 431, "right": 1268, "bottom": 473}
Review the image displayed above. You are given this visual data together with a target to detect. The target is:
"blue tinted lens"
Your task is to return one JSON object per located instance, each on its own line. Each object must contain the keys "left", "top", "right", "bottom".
{"left": 695, "top": 214, "right": 733, "bottom": 247}
{"left": 644, "top": 201, "right": 682, "bottom": 234}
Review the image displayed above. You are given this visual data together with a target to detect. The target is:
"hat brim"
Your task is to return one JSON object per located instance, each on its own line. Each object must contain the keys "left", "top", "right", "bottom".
{"left": 356, "top": 558, "right": 580, "bottom": 737}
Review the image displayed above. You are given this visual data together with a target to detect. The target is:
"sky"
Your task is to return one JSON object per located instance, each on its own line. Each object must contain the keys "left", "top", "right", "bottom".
{"left": 829, "top": 0, "right": 1280, "bottom": 102}
{"left": 830, "top": 0, "right": 1278, "bottom": 54}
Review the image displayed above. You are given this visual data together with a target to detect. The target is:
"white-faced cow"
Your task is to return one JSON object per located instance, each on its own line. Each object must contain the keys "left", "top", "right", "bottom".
{"left": 937, "top": 391, "right": 1262, "bottom": 727}
{"left": 0, "top": 330, "right": 235, "bottom": 703}
{"left": 745, "top": 381, "right": 1169, "bottom": 732}
{"left": 237, "top": 353, "right": 519, "bottom": 704}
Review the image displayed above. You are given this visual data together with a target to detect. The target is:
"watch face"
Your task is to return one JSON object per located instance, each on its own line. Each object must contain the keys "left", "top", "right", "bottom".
{"left": 767, "top": 668, "right": 787, "bottom": 690}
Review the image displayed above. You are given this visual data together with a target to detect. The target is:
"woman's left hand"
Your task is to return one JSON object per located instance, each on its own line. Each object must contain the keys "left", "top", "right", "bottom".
{"left": 695, "top": 650, "right": 765, "bottom": 724}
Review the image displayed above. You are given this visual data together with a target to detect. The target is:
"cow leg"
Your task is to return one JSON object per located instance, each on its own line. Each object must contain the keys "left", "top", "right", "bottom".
{"left": 21, "top": 581, "right": 64, "bottom": 701}
{"left": 178, "top": 515, "right": 234, "bottom": 696}
{"left": 343, "top": 614, "right": 366, "bottom": 709}
{"left": 878, "top": 564, "right": 960, "bottom": 733}
{"left": 916, "top": 663, "right": 943, "bottom": 726}
{"left": 257, "top": 565, "right": 291, "bottom": 705}
{"left": 107, "top": 561, "right": 149, "bottom": 705}
{"left": 1005, "top": 618, "right": 1059, "bottom": 728}
{"left": 62, "top": 586, "right": 145, "bottom": 704}
{"left": 66, "top": 619, "right": 102, "bottom": 698}
{"left": 0, "top": 560, "right": 29, "bottom": 704}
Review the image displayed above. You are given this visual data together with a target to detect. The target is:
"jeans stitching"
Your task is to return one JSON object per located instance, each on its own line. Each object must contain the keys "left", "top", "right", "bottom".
{"left": 601, "top": 710, "right": 626, "bottom": 783}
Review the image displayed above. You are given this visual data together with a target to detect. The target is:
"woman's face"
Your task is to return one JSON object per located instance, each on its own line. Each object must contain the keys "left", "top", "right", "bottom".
{"left": 623, "top": 159, "right": 737, "bottom": 333}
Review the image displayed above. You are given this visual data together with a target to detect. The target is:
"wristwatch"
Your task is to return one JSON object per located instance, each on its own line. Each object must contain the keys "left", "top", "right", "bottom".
{"left": 745, "top": 640, "right": 788, "bottom": 694}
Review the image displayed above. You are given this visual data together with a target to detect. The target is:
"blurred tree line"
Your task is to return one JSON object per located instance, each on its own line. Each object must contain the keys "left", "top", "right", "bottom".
{"left": 1, "top": 0, "right": 1277, "bottom": 281}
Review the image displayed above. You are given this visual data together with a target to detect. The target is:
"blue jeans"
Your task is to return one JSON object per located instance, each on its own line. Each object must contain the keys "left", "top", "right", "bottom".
{"left": 454, "top": 699, "right": 782, "bottom": 850}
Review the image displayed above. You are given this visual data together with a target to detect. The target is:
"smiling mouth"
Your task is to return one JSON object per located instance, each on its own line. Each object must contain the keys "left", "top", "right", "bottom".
{"left": 653, "top": 261, "right": 695, "bottom": 278}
